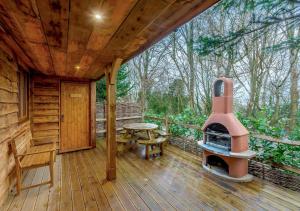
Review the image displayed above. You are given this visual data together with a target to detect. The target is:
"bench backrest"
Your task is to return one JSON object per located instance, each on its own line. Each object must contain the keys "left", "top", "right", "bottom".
{"left": 9, "top": 130, "right": 32, "bottom": 166}
{"left": 10, "top": 139, "right": 22, "bottom": 168}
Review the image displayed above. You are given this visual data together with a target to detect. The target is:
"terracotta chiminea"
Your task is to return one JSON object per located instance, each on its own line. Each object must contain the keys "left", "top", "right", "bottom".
{"left": 198, "top": 77, "right": 256, "bottom": 182}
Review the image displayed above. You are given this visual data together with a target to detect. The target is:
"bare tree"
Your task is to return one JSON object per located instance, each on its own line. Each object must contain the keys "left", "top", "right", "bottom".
{"left": 129, "top": 41, "right": 170, "bottom": 112}
{"left": 170, "top": 20, "right": 196, "bottom": 110}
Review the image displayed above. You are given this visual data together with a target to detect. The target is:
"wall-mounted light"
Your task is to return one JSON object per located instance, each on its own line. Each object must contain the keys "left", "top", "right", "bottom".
{"left": 75, "top": 65, "right": 80, "bottom": 70}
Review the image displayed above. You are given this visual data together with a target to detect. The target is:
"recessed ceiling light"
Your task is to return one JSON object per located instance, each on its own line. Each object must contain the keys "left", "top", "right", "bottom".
{"left": 94, "top": 13, "right": 102, "bottom": 20}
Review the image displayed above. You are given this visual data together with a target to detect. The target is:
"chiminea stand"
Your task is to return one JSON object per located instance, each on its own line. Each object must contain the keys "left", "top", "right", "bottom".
{"left": 198, "top": 77, "right": 256, "bottom": 182}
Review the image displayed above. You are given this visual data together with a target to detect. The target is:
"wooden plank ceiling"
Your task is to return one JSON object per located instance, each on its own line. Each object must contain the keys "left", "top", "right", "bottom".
{"left": 0, "top": 0, "right": 218, "bottom": 80}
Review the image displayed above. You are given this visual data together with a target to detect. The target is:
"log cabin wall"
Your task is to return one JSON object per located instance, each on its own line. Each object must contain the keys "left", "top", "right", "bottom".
{"left": 31, "top": 76, "right": 96, "bottom": 151}
{"left": 31, "top": 76, "right": 60, "bottom": 149}
{"left": 0, "top": 43, "right": 32, "bottom": 207}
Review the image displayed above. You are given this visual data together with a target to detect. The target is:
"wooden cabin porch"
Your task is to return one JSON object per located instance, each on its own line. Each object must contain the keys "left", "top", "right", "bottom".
{"left": 2, "top": 139, "right": 300, "bottom": 211}
{"left": 1, "top": 0, "right": 300, "bottom": 210}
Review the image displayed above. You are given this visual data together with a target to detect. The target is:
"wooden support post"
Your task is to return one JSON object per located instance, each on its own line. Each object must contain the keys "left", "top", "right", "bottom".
{"left": 145, "top": 145, "right": 150, "bottom": 160}
{"left": 165, "top": 116, "right": 169, "bottom": 134}
{"left": 49, "top": 151, "right": 54, "bottom": 187}
{"left": 90, "top": 81, "right": 96, "bottom": 148}
{"left": 106, "top": 58, "right": 122, "bottom": 181}
{"left": 142, "top": 113, "right": 145, "bottom": 122}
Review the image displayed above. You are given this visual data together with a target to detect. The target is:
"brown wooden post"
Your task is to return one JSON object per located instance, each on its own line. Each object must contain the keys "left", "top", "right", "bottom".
{"left": 106, "top": 58, "right": 122, "bottom": 180}
{"left": 164, "top": 116, "right": 169, "bottom": 146}
{"left": 90, "top": 81, "right": 96, "bottom": 148}
{"left": 142, "top": 113, "right": 145, "bottom": 122}
{"left": 165, "top": 116, "right": 169, "bottom": 134}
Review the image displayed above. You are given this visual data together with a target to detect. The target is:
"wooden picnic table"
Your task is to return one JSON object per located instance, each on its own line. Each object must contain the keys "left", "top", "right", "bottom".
{"left": 123, "top": 123, "right": 158, "bottom": 140}
{"left": 122, "top": 123, "right": 168, "bottom": 160}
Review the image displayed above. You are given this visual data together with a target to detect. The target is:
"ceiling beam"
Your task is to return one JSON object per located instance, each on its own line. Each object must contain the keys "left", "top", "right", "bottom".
{"left": 108, "top": 58, "right": 123, "bottom": 85}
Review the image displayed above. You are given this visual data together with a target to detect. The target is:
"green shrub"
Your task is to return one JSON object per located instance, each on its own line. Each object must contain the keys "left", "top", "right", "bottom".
{"left": 145, "top": 107, "right": 300, "bottom": 168}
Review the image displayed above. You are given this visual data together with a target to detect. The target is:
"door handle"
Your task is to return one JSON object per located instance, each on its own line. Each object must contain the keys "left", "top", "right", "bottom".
{"left": 61, "top": 114, "right": 64, "bottom": 122}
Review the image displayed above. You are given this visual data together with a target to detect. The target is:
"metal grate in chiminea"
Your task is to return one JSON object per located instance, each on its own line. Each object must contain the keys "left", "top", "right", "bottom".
{"left": 198, "top": 77, "right": 256, "bottom": 182}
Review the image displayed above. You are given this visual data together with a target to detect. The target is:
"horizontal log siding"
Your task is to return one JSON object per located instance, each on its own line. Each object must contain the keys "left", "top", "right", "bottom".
{"left": 0, "top": 44, "right": 31, "bottom": 207}
{"left": 31, "top": 76, "right": 60, "bottom": 148}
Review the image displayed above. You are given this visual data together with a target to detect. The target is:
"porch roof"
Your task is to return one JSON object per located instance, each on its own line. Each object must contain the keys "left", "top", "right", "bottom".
{"left": 0, "top": 0, "right": 218, "bottom": 80}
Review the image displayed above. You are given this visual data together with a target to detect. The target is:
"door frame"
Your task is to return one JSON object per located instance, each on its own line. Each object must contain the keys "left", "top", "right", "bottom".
{"left": 59, "top": 81, "right": 93, "bottom": 153}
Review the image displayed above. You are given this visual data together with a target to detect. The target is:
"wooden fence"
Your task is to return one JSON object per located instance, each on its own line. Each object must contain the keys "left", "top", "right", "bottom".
{"left": 96, "top": 102, "right": 142, "bottom": 134}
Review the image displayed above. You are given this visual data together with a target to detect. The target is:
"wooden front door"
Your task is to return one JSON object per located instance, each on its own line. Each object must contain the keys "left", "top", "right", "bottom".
{"left": 60, "top": 82, "right": 90, "bottom": 152}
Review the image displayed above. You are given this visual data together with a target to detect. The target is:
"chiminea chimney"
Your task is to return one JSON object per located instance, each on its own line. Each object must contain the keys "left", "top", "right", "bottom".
{"left": 212, "top": 77, "right": 233, "bottom": 113}
{"left": 198, "top": 77, "right": 256, "bottom": 182}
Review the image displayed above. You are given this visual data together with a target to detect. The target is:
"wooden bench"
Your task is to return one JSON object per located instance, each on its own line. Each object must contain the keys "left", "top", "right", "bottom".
{"left": 138, "top": 137, "right": 167, "bottom": 159}
{"left": 154, "top": 130, "right": 169, "bottom": 137}
{"left": 116, "top": 133, "right": 137, "bottom": 155}
{"left": 30, "top": 138, "right": 57, "bottom": 161}
{"left": 154, "top": 130, "right": 170, "bottom": 148}
{"left": 134, "top": 130, "right": 169, "bottom": 140}
{"left": 134, "top": 131, "right": 149, "bottom": 140}
{"left": 10, "top": 139, "right": 56, "bottom": 195}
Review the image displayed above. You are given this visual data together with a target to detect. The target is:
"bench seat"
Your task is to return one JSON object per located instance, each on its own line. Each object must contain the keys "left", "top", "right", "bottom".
{"left": 138, "top": 137, "right": 167, "bottom": 159}
{"left": 138, "top": 137, "right": 167, "bottom": 145}
{"left": 155, "top": 130, "right": 169, "bottom": 137}
{"left": 21, "top": 152, "right": 51, "bottom": 169}
{"left": 116, "top": 135, "right": 137, "bottom": 155}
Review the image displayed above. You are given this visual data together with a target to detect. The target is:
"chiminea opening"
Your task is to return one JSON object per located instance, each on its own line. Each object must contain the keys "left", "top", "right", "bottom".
{"left": 205, "top": 123, "right": 231, "bottom": 151}
{"left": 206, "top": 155, "right": 229, "bottom": 174}
{"left": 214, "top": 80, "right": 224, "bottom": 97}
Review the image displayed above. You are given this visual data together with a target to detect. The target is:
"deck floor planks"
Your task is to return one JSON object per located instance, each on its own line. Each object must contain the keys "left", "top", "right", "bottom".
{"left": 1, "top": 139, "right": 300, "bottom": 211}
{"left": 95, "top": 146, "right": 164, "bottom": 211}
{"left": 158, "top": 149, "right": 262, "bottom": 210}
{"left": 89, "top": 148, "right": 149, "bottom": 211}
{"left": 112, "top": 147, "right": 198, "bottom": 211}
{"left": 20, "top": 167, "right": 45, "bottom": 211}
{"left": 1, "top": 170, "right": 32, "bottom": 211}
{"left": 47, "top": 155, "right": 61, "bottom": 211}
{"left": 78, "top": 152, "right": 123, "bottom": 211}
{"left": 121, "top": 146, "right": 228, "bottom": 210}
{"left": 120, "top": 149, "right": 226, "bottom": 210}
{"left": 117, "top": 153, "right": 193, "bottom": 210}
{"left": 121, "top": 151, "right": 218, "bottom": 210}
{"left": 263, "top": 184, "right": 300, "bottom": 207}
{"left": 163, "top": 146, "right": 284, "bottom": 210}
{"left": 241, "top": 178, "right": 300, "bottom": 209}
{"left": 169, "top": 145, "right": 300, "bottom": 210}
{"left": 6, "top": 170, "right": 37, "bottom": 211}
{"left": 117, "top": 158, "right": 176, "bottom": 211}
{"left": 80, "top": 150, "right": 113, "bottom": 211}
{"left": 69, "top": 153, "right": 85, "bottom": 211}
{"left": 165, "top": 147, "right": 288, "bottom": 210}
{"left": 83, "top": 154, "right": 136, "bottom": 211}
{"left": 75, "top": 152, "right": 98, "bottom": 211}
{"left": 34, "top": 167, "right": 51, "bottom": 211}
{"left": 59, "top": 153, "right": 72, "bottom": 211}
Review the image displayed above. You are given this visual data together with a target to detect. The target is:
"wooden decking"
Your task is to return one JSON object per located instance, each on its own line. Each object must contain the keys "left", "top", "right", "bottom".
{"left": 2, "top": 140, "right": 300, "bottom": 211}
